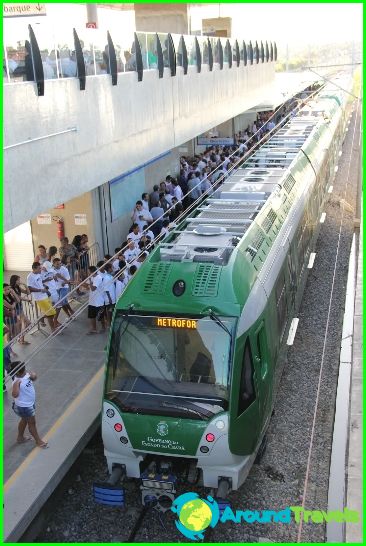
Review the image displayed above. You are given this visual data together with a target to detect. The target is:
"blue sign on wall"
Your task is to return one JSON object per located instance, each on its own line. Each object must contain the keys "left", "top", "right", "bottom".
{"left": 109, "top": 151, "right": 171, "bottom": 222}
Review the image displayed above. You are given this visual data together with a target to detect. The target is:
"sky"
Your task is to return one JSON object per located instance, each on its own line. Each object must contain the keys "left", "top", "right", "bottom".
{"left": 3, "top": 2, "right": 363, "bottom": 50}
{"left": 190, "top": 3, "right": 363, "bottom": 46}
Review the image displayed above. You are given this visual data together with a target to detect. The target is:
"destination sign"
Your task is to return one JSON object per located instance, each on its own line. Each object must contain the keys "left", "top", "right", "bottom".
{"left": 155, "top": 317, "right": 197, "bottom": 329}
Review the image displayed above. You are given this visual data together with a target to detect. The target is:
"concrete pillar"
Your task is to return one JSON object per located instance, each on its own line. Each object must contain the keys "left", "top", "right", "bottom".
{"left": 86, "top": 3, "right": 98, "bottom": 27}
{"left": 134, "top": 3, "right": 188, "bottom": 34}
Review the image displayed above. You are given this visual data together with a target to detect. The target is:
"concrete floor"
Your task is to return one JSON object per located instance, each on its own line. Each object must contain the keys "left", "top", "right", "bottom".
{"left": 3, "top": 292, "right": 109, "bottom": 541}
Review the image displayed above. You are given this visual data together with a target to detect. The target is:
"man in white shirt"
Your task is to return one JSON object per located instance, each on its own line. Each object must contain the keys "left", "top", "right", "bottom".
{"left": 131, "top": 201, "right": 153, "bottom": 232}
{"left": 112, "top": 248, "right": 124, "bottom": 272}
{"left": 201, "top": 177, "right": 213, "bottom": 196}
{"left": 160, "top": 219, "right": 170, "bottom": 239}
{"left": 211, "top": 168, "right": 227, "bottom": 185}
{"left": 197, "top": 157, "right": 207, "bottom": 173}
{"left": 52, "top": 257, "right": 74, "bottom": 320}
{"left": 141, "top": 192, "right": 150, "bottom": 211}
{"left": 41, "top": 262, "right": 59, "bottom": 307}
{"left": 103, "top": 263, "right": 116, "bottom": 326}
{"left": 115, "top": 270, "right": 129, "bottom": 302}
{"left": 123, "top": 239, "right": 140, "bottom": 263}
{"left": 238, "top": 141, "right": 248, "bottom": 153}
{"left": 128, "top": 223, "right": 142, "bottom": 243}
{"left": 27, "top": 262, "right": 56, "bottom": 332}
{"left": 131, "top": 251, "right": 149, "bottom": 271}
{"left": 142, "top": 225, "right": 155, "bottom": 243}
{"left": 164, "top": 191, "right": 173, "bottom": 206}
{"left": 85, "top": 265, "right": 105, "bottom": 334}
{"left": 187, "top": 172, "right": 202, "bottom": 204}
{"left": 171, "top": 180, "right": 183, "bottom": 202}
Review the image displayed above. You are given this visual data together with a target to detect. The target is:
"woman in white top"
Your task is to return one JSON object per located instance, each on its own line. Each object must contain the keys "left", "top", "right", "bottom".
{"left": 11, "top": 361, "right": 48, "bottom": 448}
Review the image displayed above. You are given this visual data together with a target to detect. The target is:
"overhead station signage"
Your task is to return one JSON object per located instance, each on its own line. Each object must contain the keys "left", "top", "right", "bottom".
{"left": 3, "top": 3, "right": 46, "bottom": 17}
{"left": 197, "top": 137, "right": 235, "bottom": 146}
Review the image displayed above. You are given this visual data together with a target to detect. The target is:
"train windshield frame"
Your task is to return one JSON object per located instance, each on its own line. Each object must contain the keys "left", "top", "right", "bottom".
{"left": 105, "top": 313, "right": 235, "bottom": 420}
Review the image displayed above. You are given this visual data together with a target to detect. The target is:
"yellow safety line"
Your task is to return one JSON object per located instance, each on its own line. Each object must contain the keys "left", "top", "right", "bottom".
{"left": 4, "top": 366, "right": 104, "bottom": 492}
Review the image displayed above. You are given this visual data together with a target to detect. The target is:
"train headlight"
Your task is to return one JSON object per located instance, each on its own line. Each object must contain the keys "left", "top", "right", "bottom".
{"left": 106, "top": 408, "right": 115, "bottom": 418}
{"left": 172, "top": 280, "right": 186, "bottom": 297}
{"left": 206, "top": 433, "right": 215, "bottom": 442}
{"left": 114, "top": 423, "right": 123, "bottom": 432}
{"left": 200, "top": 446, "right": 209, "bottom": 453}
{"left": 215, "top": 420, "right": 225, "bottom": 430}
{"left": 120, "top": 436, "right": 128, "bottom": 444}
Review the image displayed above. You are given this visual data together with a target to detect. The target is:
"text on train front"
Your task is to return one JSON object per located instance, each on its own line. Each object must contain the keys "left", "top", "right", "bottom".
{"left": 105, "top": 313, "right": 236, "bottom": 420}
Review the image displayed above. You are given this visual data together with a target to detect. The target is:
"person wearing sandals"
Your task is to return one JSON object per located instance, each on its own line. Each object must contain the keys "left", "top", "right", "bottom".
{"left": 11, "top": 361, "right": 48, "bottom": 448}
{"left": 9, "top": 275, "right": 31, "bottom": 345}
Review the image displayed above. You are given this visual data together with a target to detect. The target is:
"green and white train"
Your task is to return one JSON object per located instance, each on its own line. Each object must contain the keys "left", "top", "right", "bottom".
{"left": 101, "top": 78, "right": 350, "bottom": 507}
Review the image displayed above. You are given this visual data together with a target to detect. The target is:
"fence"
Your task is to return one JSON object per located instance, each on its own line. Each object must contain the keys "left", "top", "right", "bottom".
{"left": 4, "top": 242, "right": 100, "bottom": 342}
{"left": 4, "top": 21, "right": 276, "bottom": 85}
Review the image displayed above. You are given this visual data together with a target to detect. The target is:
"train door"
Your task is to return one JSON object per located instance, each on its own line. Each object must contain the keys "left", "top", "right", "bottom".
{"left": 229, "top": 337, "right": 260, "bottom": 455}
{"left": 253, "top": 322, "right": 273, "bottom": 431}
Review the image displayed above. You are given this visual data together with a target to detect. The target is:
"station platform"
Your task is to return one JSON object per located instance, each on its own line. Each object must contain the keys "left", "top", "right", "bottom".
{"left": 3, "top": 293, "right": 107, "bottom": 542}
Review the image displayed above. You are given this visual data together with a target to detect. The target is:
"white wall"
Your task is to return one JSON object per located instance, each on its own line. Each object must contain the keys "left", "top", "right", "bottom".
{"left": 4, "top": 61, "right": 275, "bottom": 232}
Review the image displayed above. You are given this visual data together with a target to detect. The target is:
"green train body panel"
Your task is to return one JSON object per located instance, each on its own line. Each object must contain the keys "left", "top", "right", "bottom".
{"left": 122, "top": 413, "right": 208, "bottom": 455}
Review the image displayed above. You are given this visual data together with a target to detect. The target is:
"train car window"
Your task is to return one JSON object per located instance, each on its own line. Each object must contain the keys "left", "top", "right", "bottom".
{"left": 237, "top": 340, "right": 256, "bottom": 415}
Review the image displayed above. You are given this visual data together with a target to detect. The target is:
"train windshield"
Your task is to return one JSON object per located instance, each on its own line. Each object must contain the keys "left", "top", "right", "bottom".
{"left": 105, "top": 314, "right": 234, "bottom": 420}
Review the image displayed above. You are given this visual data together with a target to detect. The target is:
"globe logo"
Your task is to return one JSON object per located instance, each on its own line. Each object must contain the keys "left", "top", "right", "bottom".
{"left": 171, "top": 492, "right": 220, "bottom": 540}
{"left": 156, "top": 421, "right": 168, "bottom": 436}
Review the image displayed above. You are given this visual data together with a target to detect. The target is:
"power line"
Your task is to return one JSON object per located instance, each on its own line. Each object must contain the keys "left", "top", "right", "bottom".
{"left": 304, "top": 63, "right": 362, "bottom": 69}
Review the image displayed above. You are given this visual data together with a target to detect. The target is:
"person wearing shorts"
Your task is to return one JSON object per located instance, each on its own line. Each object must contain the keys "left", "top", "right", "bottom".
{"left": 53, "top": 258, "right": 74, "bottom": 320}
{"left": 41, "top": 261, "right": 62, "bottom": 328}
{"left": 11, "top": 361, "right": 48, "bottom": 448}
{"left": 85, "top": 266, "right": 105, "bottom": 334}
{"left": 27, "top": 262, "right": 56, "bottom": 332}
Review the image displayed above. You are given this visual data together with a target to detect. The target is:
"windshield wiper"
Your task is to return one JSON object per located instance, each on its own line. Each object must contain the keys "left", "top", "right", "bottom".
{"left": 106, "top": 392, "right": 142, "bottom": 413}
{"left": 161, "top": 401, "right": 212, "bottom": 419}
{"left": 208, "top": 309, "right": 232, "bottom": 340}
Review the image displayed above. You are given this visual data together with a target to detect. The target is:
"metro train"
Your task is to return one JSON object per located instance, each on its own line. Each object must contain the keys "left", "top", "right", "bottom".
{"left": 100, "top": 78, "right": 351, "bottom": 508}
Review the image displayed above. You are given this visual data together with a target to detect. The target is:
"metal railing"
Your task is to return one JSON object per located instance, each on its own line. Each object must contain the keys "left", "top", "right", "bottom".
{"left": 4, "top": 22, "right": 276, "bottom": 87}
{"left": 4, "top": 242, "right": 100, "bottom": 343}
